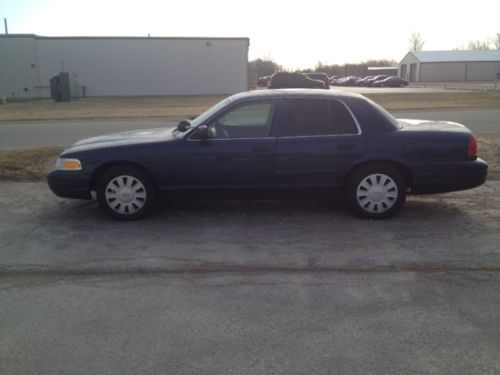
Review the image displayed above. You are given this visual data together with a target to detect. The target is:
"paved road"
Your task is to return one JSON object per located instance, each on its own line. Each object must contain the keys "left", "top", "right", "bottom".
{"left": 392, "top": 108, "right": 500, "bottom": 134}
{"left": 0, "top": 117, "right": 177, "bottom": 150}
{"left": 1, "top": 181, "right": 500, "bottom": 374}
{"left": 0, "top": 109, "right": 499, "bottom": 149}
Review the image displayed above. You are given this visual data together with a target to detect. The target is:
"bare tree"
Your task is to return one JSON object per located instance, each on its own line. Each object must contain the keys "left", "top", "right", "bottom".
{"left": 409, "top": 32, "right": 425, "bottom": 52}
{"left": 467, "top": 40, "right": 491, "bottom": 50}
{"left": 494, "top": 33, "right": 500, "bottom": 49}
{"left": 248, "top": 58, "right": 282, "bottom": 77}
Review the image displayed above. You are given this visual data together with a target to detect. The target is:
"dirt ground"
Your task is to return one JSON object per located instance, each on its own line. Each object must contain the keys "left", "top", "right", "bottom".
{"left": 2, "top": 168, "right": 500, "bottom": 375}
{"left": 1, "top": 180, "right": 499, "bottom": 274}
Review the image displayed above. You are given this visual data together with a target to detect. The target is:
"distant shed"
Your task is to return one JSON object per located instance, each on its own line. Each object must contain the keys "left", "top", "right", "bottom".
{"left": 0, "top": 34, "right": 249, "bottom": 98}
{"left": 367, "top": 66, "right": 398, "bottom": 76}
{"left": 399, "top": 50, "right": 500, "bottom": 82}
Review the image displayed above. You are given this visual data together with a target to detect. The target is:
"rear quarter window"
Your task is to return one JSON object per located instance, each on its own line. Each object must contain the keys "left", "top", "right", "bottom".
{"left": 344, "top": 96, "right": 400, "bottom": 133}
{"left": 329, "top": 100, "right": 358, "bottom": 134}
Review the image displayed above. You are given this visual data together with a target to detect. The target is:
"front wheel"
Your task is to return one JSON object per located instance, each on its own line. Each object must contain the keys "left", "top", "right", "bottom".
{"left": 96, "top": 165, "right": 158, "bottom": 220}
{"left": 345, "top": 165, "right": 406, "bottom": 219}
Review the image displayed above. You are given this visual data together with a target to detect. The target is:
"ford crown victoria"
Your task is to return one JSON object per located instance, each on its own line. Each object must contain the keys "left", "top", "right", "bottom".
{"left": 48, "top": 89, "right": 488, "bottom": 220}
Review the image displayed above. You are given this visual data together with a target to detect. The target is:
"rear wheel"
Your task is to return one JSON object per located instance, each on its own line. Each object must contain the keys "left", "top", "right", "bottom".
{"left": 345, "top": 164, "right": 406, "bottom": 219}
{"left": 96, "top": 165, "right": 158, "bottom": 220}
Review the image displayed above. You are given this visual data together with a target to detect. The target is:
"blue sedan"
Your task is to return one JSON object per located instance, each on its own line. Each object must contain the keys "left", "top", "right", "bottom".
{"left": 48, "top": 89, "right": 488, "bottom": 220}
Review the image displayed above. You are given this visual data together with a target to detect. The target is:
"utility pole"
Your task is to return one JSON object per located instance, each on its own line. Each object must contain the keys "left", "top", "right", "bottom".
{"left": 4, "top": 18, "right": 8, "bottom": 34}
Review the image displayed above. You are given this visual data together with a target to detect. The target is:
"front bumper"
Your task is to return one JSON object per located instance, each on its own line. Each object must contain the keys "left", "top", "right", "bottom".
{"left": 47, "top": 169, "right": 92, "bottom": 200}
{"left": 410, "top": 158, "right": 488, "bottom": 194}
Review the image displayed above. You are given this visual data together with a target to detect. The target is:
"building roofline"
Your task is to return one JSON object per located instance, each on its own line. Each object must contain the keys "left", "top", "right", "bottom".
{"left": 0, "top": 33, "right": 249, "bottom": 42}
{"left": 0, "top": 33, "right": 37, "bottom": 38}
{"left": 400, "top": 50, "right": 500, "bottom": 63}
{"left": 367, "top": 66, "right": 398, "bottom": 70}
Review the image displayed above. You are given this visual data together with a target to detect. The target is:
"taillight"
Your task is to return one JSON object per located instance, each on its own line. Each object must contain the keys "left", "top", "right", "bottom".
{"left": 467, "top": 133, "right": 478, "bottom": 159}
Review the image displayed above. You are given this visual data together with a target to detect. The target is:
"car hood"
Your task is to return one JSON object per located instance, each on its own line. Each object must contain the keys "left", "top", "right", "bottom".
{"left": 66, "top": 127, "right": 177, "bottom": 152}
{"left": 397, "top": 119, "right": 470, "bottom": 133}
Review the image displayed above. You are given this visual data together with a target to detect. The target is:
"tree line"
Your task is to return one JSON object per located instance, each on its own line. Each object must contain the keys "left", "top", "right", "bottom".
{"left": 249, "top": 58, "right": 398, "bottom": 78}
{"left": 250, "top": 32, "right": 500, "bottom": 78}
{"left": 409, "top": 32, "right": 500, "bottom": 51}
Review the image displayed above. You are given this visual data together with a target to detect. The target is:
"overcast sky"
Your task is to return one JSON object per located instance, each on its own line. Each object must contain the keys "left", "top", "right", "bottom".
{"left": 2, "top": 0, "right": 500, "bottom": 69}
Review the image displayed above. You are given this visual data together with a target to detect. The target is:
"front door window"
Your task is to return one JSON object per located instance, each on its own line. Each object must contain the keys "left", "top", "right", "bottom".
{"left": 207, "top": 102, "right": 276, "bottom": 139}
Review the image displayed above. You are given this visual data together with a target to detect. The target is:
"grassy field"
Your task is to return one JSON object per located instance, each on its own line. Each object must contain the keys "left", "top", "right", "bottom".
{"left": 1, "top": 136, "right": 498, "bottom": 182}
{"left": 0, "top": 96, "right": 227, "bottom": 122}
{"left": 366, "top": 92, "right": 500, "bottom": 111}
{"left": 0, "top": 92, "right": 499, "bottom": 122}
{"left": 0, "top": 147, "right": 63, "bottom": 181}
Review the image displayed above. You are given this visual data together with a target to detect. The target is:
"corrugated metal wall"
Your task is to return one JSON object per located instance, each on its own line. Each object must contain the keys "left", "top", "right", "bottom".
{"left": 419, "top": 62, "right": 500, "bottom": 82}
{"left": 466, "top": 62, "right": 499, "bottom": 81}
{"left": 0, "top": 35, "right": 249, "bottom": 98}
{"left": 420, "top": 62, "right": 466, "bottom": 82}
{"left": 0, "top": 36, "right": 41, "bottom": 98}
{"left": 399, "top": 52, "right": 500, "bottom": 82}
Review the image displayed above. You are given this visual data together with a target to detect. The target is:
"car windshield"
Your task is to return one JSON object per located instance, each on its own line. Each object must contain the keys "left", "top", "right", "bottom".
{"left": 177, "top": 96, "right": 233, "bottom": 132}
{"left": 172, "top": 97, "right": 231, "bottom": 136}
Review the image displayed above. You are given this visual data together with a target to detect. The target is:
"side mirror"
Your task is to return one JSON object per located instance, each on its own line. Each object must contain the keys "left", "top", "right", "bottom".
{"left": 193, "top": 125, "right": 210, "bottom": 140}
{"left": 177, "top": 119, "right": 191, "bottom": 132}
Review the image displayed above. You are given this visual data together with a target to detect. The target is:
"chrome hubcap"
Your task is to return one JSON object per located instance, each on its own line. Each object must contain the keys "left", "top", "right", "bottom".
{"left": 105, "top": 175, "right": 146, "bottom": 214}
{"left": 356, "top": 173, "right": 398, "bottom": 213}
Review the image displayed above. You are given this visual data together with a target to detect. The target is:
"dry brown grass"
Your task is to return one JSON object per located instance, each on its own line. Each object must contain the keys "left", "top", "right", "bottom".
{"left": 0, "top": 137, "right": 497, "bottom": 182}
{"left": 0, "top": 96, "right": 227, "bottom": 122}
{"left": 477, "top": 135, "right": 500, "bottom": 180}
{"left": 0, "top": 92, "right": 499, "bottom": 122}
{"left": 365, "top": 92, "right": 500, "bottom": 111}
{"left": 0, "top": 147, "right": 63, "bottom": 181}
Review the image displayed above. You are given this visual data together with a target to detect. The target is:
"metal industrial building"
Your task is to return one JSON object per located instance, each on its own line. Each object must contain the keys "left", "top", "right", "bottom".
{"left": 399, "top": 50, "right": 500, "bottom": 82}
{"left": 0, "top": 34, "right": 249, "bottom": 98}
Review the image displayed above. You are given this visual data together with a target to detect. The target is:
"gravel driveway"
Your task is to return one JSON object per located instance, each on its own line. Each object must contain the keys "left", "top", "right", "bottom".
{"left": 1, "top": 181, "right": 500, "bottom": 374}
{"left": 1, "top": 181, "right": 500, "bottom": 273}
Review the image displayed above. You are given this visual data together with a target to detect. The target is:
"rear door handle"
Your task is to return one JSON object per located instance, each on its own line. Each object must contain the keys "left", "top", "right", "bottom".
{"left": 337, "top": 144, "right": 355, "bottom": 150}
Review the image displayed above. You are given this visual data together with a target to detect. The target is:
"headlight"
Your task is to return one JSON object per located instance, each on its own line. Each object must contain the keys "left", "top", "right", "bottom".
{"left": 54, "top": 157, "right": 82, "bottom": 171}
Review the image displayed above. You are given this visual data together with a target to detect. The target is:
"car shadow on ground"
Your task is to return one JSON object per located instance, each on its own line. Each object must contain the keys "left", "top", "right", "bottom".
{"left": 4, "top": 193, "right": 492, "bottom": 275}
{"left": 40, "top": 195, "right": 475, "bottom": 228}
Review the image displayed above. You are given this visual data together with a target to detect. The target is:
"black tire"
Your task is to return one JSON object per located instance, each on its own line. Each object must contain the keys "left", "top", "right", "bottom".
{"left": 345, "top": 164, "right": 406, "bottom": 219}
{"left": 96, "top": 165, "right": 158, "bottom": 221}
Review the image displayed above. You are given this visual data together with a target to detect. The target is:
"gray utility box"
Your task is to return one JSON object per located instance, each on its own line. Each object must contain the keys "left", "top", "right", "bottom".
{"left": 50, "top": 72, "right": 81, "bottom": 102}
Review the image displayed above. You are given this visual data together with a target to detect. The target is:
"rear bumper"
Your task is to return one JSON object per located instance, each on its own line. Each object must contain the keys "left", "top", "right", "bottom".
{"left": 410, "top": 158, "right": 488, "bottom": 194}
{"left": 47, "top": 170, "right": 92, "bottom": 200}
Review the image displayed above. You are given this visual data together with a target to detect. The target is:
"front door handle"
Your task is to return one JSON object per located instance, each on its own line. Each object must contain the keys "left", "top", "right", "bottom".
{"left": 253, "top": 145, "right": 271, "bottom": 152}
{"left": 337, "top": 144, "right": 355, "bottom": 150}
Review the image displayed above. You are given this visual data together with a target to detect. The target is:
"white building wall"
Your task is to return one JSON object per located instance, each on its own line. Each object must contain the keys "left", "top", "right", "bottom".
{"left": 398, "top": 51, "right": 500, "bottom": 82}
{"left": 0, "top": 35, "right": 249, "bottom": 98}
{"left": 466, "top": 62, "right": 500, "bottom": 81}
{"left": 420, "top": 62, "right": 467, "bottom": 82}
{"left": 398, "top": 52, "right": 420, "bottom": 82}
{"left": 0, "top": 36, "right": 41, "bottom": 98}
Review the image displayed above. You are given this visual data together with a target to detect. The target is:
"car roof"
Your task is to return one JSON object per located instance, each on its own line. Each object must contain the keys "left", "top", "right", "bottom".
{"left": 229, "top": 89, "right": 364, "bottom": 102}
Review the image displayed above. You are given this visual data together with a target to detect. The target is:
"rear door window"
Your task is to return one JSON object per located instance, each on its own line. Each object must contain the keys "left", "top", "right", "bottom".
{"left": 284, "top": 98, "right": 358, "bottom": 136}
